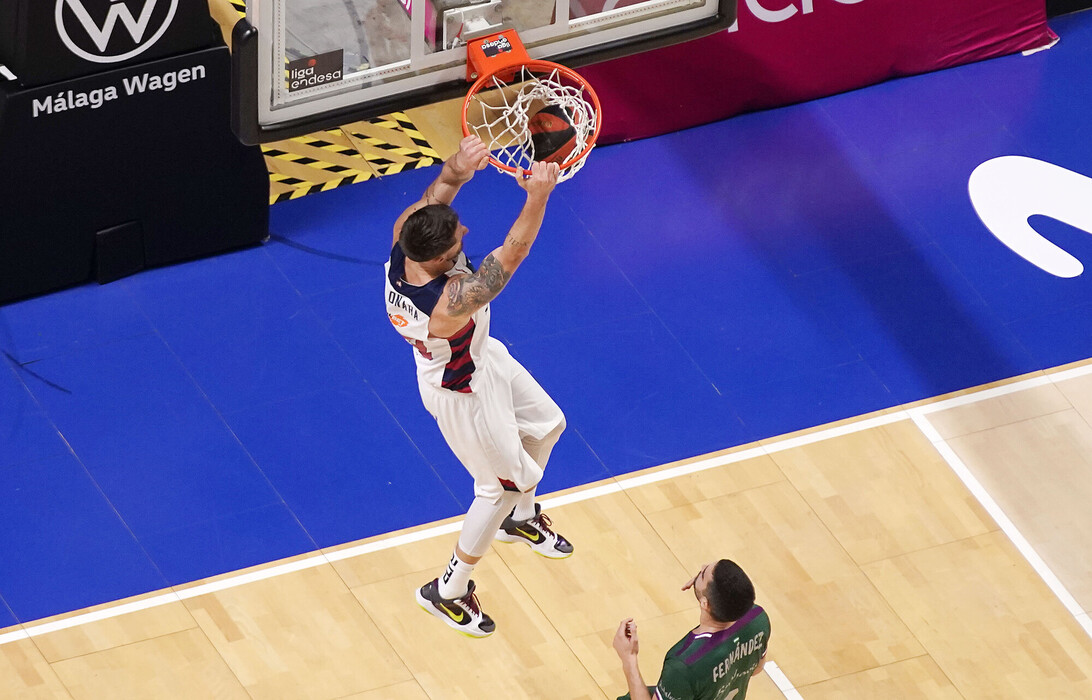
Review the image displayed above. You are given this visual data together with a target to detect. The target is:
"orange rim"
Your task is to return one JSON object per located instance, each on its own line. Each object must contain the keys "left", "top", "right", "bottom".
{"left": 461, "top": 60, "right": 602, "bottom": 174}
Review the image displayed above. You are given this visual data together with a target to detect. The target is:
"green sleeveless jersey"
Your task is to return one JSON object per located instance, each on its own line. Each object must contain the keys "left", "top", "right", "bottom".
{"left": 620, "top": 606, "right": 770, "bottom": 700}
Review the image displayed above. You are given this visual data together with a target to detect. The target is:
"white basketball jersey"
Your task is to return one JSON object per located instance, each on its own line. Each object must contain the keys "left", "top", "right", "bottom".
{"left": 384, "top": 243, "right": 492, "bottom": 392}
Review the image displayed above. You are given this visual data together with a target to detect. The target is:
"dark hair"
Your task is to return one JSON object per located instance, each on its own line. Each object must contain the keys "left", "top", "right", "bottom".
{"left": 400, "top": 204, "right": 459, "bottom": 262}
{"left": 705, "top": 559, "right": 755, "bottom": 623}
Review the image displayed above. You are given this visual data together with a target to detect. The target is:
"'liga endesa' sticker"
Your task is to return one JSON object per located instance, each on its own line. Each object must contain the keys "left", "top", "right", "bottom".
{"left": 287, "top": 49, "right": 344, "bottom": 92}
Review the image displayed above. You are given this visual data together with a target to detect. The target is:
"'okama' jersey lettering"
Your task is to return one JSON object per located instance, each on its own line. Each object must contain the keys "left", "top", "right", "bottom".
{"left": 384, "top": 243, "right": 492, "bottom": 392}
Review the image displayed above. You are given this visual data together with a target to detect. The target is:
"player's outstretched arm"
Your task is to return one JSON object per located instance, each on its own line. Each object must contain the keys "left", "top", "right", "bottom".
{"left": 391, "top": 135, "right": 489, "bottom": 246}
{"left": 439, "top": 161, "right": 560, "bottom": 320}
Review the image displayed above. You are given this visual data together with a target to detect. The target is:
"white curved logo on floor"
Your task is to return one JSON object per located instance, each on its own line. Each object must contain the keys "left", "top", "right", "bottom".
{"left": 55, "top": 0, "right": 178, "bottom": 64}
{"left": 969, "top": 156, "right": 1092, "bottom": 278}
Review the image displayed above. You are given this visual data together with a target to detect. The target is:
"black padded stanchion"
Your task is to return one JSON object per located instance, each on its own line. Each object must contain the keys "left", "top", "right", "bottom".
{"left": 0, "top": 1, "right": 268, "bottom": 303}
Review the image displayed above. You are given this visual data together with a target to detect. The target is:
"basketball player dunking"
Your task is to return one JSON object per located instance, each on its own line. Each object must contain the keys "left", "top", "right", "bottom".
{"left": 384, "top": 135, "right": 573, "bottom": 637}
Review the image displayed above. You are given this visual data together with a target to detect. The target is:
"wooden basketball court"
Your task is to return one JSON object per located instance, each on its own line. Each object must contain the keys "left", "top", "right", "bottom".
{"left": 4, "top": 363, "right": 1092, "bottom": 698}
{"left": 3, "top": 4, "right": 1091, "bottom": 699}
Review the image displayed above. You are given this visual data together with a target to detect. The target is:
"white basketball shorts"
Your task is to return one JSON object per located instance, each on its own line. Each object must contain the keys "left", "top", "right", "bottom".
{"left": 418, "top": 338, "right": 564, "bottom": 502}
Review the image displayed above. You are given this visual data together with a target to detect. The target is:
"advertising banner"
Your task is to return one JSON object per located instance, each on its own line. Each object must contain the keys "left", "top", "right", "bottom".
{"left": 0, "top": 0, "right": 220, "bottom": 87}
{"left": 581, "top": 0, "right": 1056, "bottom": 143}
{"left": 0, "top": 46, "right": 268, "bottom": 302}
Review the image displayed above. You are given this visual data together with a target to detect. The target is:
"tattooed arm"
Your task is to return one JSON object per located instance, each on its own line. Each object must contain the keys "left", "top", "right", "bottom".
{"left": 428, "top": 161, "right": 560, "bottom": 338}
{"left": 392, "top": 135, "right": 489, "bottom": 247}
{"left": 445, "top": 254, "right": 513, "bottom": 316}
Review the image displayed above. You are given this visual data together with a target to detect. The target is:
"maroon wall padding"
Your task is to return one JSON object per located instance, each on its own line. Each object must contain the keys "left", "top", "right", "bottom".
{"left": 580, "top": 0, "right": 1056, "bottom": 144}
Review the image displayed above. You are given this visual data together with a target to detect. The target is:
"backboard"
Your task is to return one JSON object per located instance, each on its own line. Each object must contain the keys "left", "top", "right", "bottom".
{"left": 231, "top": 0, "right": 736, "bottom": 144}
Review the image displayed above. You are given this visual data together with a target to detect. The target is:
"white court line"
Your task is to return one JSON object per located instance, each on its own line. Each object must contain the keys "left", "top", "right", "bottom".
{"left": 912, "top": 375, "right": 1054, "bottom": 414}
{"left": 909, "top": 409, "right": 1092, "bottom": 640}
{"left": 764, "top": 661, "right": 804, "bottom": 700}
{"left": 0, "top": 628, "right": 29, "bottom": 645}
{"left": 762, "top": 411, "right": 908, "bottom": 454}
{"left": 8, "top": 367, "right": 1092, "bottom": 643}
{"left": 324, "top": 522, "right": 464, "bottom": 563}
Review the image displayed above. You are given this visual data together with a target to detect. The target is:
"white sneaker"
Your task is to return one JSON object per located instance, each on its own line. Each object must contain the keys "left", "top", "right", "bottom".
{"left": 496, "top": 503, "right": 574, "bottom": 559}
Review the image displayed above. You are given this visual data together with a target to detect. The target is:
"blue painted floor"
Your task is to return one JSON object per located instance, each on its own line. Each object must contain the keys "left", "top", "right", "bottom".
{"left": 3, "top": 10, "right": 1091, "bottom": 624}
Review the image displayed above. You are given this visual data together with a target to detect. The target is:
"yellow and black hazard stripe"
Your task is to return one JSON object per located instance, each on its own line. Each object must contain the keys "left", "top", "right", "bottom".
{"left": 262, "top": 130, "right": 379, "bottom": 205}
{"left": 260, "top": 111, "right": 444, "bottom": 205}
{"left": 210, "top": 0, "right": 443, "bottom": 203}
{"left": 341, "top": 112, "right": 441, "bottom": 177}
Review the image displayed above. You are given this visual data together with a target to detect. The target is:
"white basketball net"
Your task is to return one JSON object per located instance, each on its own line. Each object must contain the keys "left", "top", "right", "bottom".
{"left": 465, "top": 66, "right": 598, "bottom": 182}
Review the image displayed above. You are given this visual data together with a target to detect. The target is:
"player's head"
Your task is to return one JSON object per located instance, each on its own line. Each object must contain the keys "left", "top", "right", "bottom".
{"left": 400, "top": 204, "right": 463, "bottom": 263}
{"left": 694, "top": 559, "right": 755, "bottom": 623}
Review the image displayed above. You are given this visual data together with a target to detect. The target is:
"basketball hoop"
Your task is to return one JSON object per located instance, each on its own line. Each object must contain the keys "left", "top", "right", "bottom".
{"left": 462, "top": 30, "right": 601, "bottom": 182}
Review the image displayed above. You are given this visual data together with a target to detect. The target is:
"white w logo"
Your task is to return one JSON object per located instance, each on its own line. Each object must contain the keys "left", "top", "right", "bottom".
{"left": 55, "top": 0, "right": 178, "bottom": 64}
{"left": 63, "top": 0, "right": 158, "bottom": 52}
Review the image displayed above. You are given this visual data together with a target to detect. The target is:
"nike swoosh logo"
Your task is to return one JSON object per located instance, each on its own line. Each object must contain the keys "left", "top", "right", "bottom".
{"left": 516, "top": 527, "right": 545, "bottom": 543}
{"left": 442, "top": 604, "right": 467, "bottom": 624}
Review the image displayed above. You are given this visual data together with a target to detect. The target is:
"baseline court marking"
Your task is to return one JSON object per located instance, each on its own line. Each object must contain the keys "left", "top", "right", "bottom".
{"left": 5, "top": 365, "right": 1092, "bottom": 696}
{"left": 764, "top": 661, "right": 804, "bottom": 700}
{"left": 908, "top": 363, "right": 1092, "bottom": 640}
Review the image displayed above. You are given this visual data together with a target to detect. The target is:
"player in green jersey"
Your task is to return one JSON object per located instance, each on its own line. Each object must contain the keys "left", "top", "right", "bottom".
{"left": 613, "top": 559, "right": 770, "bottom": 700}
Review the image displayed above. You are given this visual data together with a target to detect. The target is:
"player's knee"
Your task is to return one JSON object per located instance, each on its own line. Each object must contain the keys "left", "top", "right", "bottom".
{"left": 473, "top": 482, "right": 505, "bottom": 503}
{"left": 518, "top": 470, "right": 544, "bottom": 493}
{"left": 520, "top": 472, "right": 543, "bottom": 492}
{"left": 539, "top": 414, "right": 565, "bottom": 444}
